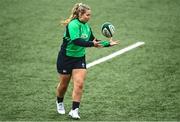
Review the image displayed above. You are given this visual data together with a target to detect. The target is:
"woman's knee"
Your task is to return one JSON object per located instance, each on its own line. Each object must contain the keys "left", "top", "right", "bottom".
{"left": 74, "top": 79, "right": 84, "bottom": 90}
{"left": 61, "top": 83, "right": 69, "bottom": 90}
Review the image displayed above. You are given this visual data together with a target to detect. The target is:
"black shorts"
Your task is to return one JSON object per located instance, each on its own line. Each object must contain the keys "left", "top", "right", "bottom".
{"left": 56, "top": 52, "right": 86, "bottom": 74}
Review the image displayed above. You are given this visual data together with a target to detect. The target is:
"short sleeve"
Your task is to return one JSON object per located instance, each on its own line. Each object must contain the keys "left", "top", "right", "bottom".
{"left": 68, "top": 22, "right": 80, "bottom": 40}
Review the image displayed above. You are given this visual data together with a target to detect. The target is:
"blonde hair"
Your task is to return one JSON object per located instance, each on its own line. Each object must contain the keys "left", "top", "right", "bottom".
{"left": 61, "top": 3, "right": 91, "bottom": 26}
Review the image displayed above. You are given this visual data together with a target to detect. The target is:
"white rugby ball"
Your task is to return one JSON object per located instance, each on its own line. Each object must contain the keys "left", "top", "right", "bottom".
{"left": 101, "top": 22, "right": 115, "bottom": 38}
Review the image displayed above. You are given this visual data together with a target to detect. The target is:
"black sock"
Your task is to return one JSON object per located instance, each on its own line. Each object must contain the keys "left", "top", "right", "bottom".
{"left": 72, "top": 101, "right": 80, "bottom": 110}
{"left": 57, "top": 96, "right": 64, "bottom": 103}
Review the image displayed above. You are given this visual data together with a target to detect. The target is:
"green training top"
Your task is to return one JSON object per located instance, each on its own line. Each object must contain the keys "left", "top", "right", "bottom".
{"left": 60, "top": 19, "right": 110, "bottom": 57}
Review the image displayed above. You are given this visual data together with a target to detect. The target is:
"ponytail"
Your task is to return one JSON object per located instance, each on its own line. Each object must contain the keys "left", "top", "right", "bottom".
{"left": 61, "top": 3, "right": 90, "bottom": 26}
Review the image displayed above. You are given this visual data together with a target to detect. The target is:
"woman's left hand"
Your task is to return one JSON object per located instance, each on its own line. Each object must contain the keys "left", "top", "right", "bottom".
{"left": 109, "top": 37, "right": 119, "bottom": 46}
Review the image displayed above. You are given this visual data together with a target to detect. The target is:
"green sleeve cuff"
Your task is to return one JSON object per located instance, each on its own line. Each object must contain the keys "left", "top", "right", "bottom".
{"left": 99, "top": 40, "right": 110, "bottom": 47}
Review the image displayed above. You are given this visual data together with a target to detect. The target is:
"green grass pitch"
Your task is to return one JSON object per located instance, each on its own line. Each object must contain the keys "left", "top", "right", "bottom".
{"left": 0, "top": 0, "right": 180, "bottom": 121}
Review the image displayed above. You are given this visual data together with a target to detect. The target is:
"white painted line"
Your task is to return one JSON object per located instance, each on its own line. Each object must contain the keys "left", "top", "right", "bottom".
{"left": 87, "top": 41, "right": 145, "bottom": 68}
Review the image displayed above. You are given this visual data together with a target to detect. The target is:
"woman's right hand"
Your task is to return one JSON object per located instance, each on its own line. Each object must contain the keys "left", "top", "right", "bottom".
{"left": 93, "top": 38, "right": 102, "bottom": 48}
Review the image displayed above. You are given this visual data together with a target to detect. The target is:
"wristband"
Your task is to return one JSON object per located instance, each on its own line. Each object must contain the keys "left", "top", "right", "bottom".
{"left": 100, "top": 40, "right": 110, "bottom": 47}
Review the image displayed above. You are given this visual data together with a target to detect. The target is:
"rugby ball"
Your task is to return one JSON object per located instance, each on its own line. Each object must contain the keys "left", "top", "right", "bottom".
{"left": 101, "top": 22, "right": 115, "bottom": 38}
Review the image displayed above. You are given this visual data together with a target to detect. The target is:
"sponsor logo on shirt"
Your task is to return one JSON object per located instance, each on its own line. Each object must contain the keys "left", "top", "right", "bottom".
{"left": 81, "top": 34, "right": 88, "bottom": 39}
